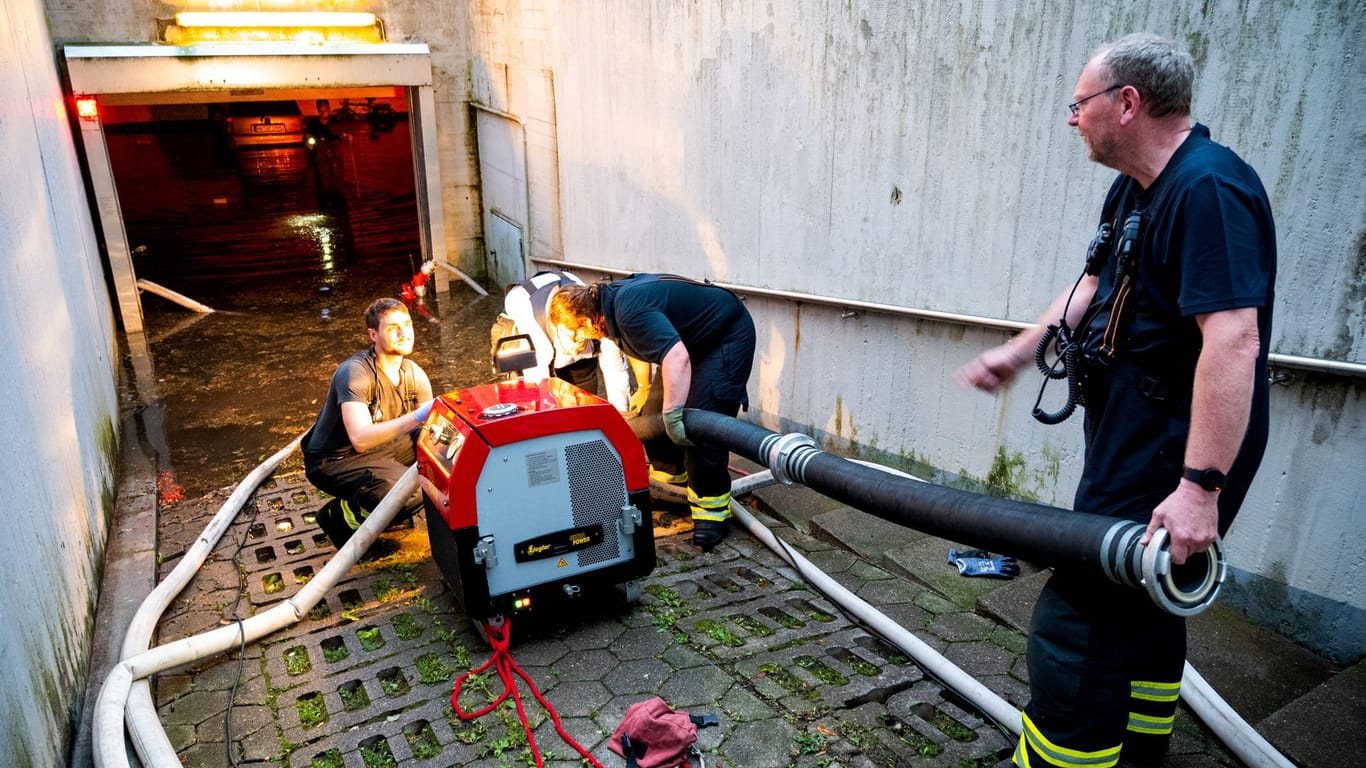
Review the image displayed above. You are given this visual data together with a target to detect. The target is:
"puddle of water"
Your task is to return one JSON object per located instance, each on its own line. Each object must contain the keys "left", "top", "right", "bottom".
{"left": 111, "top": 109, "right": 504, "bottom": 500}
{"left": 135, "top": 274, "right": 501, "bottom": 500}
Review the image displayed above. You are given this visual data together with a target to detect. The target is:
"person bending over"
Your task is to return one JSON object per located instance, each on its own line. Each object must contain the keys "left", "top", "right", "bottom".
{"left": 550, "top": 274, "right": 755, "bottom": 551}
{"left": 497, "top": 269, "right": 641, "bottom": 412}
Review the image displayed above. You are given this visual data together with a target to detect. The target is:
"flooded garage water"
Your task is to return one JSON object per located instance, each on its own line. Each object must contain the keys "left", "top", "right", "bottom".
{"left": 133, "top": 276, "right": 501, "bottom": 501}
{"left": 113, "top": 108, "right": 502, "bottom": 500}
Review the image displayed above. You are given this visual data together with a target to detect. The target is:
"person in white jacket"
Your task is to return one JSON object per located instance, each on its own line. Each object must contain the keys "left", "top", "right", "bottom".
{"left": 499, "top": 270, "right": 641, "bottom": 412}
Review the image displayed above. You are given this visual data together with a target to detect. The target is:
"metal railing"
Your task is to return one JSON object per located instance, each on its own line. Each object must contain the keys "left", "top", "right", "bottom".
{"left": 533, "top": 258, "right": 1366, "bottom": 378}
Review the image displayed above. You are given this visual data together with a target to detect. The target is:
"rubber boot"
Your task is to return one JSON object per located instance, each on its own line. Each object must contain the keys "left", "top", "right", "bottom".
{"left": 316, "top": 498, "right": 363, "bottom": 549}
{"left": 692, "top": 519, "right": 729, "bottom": 551}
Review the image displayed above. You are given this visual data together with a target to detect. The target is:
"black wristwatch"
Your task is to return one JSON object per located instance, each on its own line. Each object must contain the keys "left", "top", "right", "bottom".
{"left": 1182, "top": 466, "right": 1226, "bottom": 492}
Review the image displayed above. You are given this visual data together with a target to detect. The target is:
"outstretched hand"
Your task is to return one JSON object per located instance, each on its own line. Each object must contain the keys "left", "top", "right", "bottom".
{"left": 956, "top": 343, "right": 1028, "bottom": 394}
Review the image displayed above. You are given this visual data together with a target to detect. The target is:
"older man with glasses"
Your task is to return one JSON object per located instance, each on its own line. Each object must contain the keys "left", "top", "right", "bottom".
{"left": 958, "top": 33, "right": 1276, "bottom": 768}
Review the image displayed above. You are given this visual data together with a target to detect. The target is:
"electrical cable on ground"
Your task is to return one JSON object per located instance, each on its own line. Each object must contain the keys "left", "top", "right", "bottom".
{"left": 220, "top": 488, "right": 265, "bottom": 767}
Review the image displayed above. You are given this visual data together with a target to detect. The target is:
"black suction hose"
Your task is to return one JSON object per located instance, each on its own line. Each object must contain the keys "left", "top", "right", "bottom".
{"left": 678, "top": 409, "right": 1225, "bottom": 616}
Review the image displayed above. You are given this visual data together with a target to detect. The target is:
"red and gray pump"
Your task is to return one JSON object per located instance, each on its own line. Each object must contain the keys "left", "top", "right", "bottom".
{"left": 415, "top": 373, "right": 655, "bottom": 622}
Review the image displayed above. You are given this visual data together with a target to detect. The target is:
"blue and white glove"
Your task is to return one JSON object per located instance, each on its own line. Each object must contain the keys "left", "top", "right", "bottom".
{"left": 948, "top": 548, "right": 1019, "bottom": 579}
{"left": 412, "top": 399, "right": 434, "bottom": 425}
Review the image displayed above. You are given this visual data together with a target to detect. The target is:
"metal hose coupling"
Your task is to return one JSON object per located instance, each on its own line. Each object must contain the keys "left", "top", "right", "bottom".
{"left": 1099, "top": 520, "right": 1227, "bottom": 616}
{"left": 760, "top": 432, "right": 819, "bottom": 486}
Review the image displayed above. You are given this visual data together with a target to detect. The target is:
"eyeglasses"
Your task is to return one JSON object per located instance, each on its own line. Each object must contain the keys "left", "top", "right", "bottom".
{"left": 1068, "top": 84, "right": 1123, "bottom": 117}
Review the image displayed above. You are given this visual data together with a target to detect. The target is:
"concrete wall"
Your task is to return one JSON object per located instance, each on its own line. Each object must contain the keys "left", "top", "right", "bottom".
{"left": 0, "top": 0, "right": 121, "bottom": 762}
{"left": 32, "top": 0, "right": 1363, "bottom": 664}
{"left": 498, "top": 1, "right": 1363, "bottom": 661}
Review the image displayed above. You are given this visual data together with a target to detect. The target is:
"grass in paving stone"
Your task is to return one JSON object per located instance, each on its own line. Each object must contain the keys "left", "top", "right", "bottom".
{"left": 310, "top": 748, "right": 344, "bottom": 768}
{"left": 795, "top": 730, "right": 827, "bottom": 755}
{"left": 339, "top": 680, "right": 370, "bottom": 711}
{"left": 883, "top": 715, "right": 944, "bottom": 758}
{"left": 758, "top": 663, "right": 818, "bottom": 700}
{"left": 379, "top": 668, "right": 411, "bottom": 696}
{"left": 321, "top": 637, "right": 349, "bottom": 663}
{"left": 933, "top": 710, "right": 978, "bottom": 742}
{"left": 359, "top": 739, "right": 398, "bottom": 768}
{"left": 645, "top": 583, "right": 685, "bottom": 607}
{"left": 357, "top": 626, "right": 385, "bottom": 651}
{"left": 761, "top": 606, "right": 806, "bottom": 630}
{"left": 478, "top": 701, "right": 532, "bottom": 761}
{"left": 374, "top": 563, "right": 420, "bottom": 601}
{"left": 263, "top": 572, "right": 285, "bottom": 594}
{"left": 695, "top": 618, "right": 744, "bottom": 647}
{"left": 308, "top": 601, "right": 331, "bottom": 620}
{"left": 405, "top": 720, "right": 443, "bottom": 759}
{"left": 416, "top": 652, "right": 456, "bottom": 684}
{"left": 795, "top": 655, "right": 849, "bottom": 687}
{"left": 392, "top": 612, "right": 424, "bottom": 640}
{"left": 296, "top": 692, "right": 328, "bottom": 729}
{"left": 284, "top": 645, "right": 311, "bottom": 676}
{"left": 730, "top": 613, "right": 774, "bottom": 637}
{"left": 447, "top": 709, "right": 488, "bottom": 744}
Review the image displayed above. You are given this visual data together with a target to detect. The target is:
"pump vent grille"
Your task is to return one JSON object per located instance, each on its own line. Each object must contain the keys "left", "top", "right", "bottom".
{"left": 565, "top": 439, "right": 624, "bottom": 567}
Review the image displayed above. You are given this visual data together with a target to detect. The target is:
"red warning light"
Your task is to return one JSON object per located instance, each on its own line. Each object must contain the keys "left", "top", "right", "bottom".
{"left": 75, "top": 97, "right": 99, "bottom": 120}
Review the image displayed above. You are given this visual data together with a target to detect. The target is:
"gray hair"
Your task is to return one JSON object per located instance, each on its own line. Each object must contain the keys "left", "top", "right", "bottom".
{"left": 1096, "top": 33, "right": 1194, "bottom": 118}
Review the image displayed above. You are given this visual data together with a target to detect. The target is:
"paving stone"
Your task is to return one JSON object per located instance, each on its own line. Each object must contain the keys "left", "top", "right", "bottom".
{"left": 609, "top": 623, "right": 676, "bottom": 660}
{"left": 854, "top": 576, "right": 918, "bottom": 607}
{"left": 914, "top": 588, "right": 961, "bottom": 618}
{"left": 1256, "top": 657, "right": 1366, "bottom": 768}
{"left": 562, "top": 617, "right": 626, "bottom": 650}
{"left": 722, "top": 716, "right": 798, "bottom": 768}
{"left": 657, "top": 663, "right": 735, "bottom": 709}
{"left": 160, "top": 688, "right": 232, "bottom": 727}
{"left": 943, "top": 640, "right": 1016, "bottom": 677}
{"left": 976, "top": 568, "right": 1049, "bottom": 632}
{"left": 602, "top": 657, "right": 672, "bottom": 695}
{"left": 553, "top": 647, "right": 618, "bottom": 682}
{"left": 926, "top": 610, "right": 996, "bottom": 643}
{"left": 750, "top": 483, "right": 849, "bottom": 535}
{"left": 540, "top": 679, "right": 612, "bottom": 717}
{"left": 140, "top": 475, "right": 1327, "bottom": 768}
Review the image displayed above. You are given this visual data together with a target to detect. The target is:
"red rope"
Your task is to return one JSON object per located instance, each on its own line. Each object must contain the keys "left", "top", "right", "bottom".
{"left": 451, "top": 618, "right": 606, "bottom": 768}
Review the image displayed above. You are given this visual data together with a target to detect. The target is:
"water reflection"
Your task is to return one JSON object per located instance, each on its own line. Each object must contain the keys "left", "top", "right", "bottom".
{"left": 109, "top": 114, "right": 498, "bottom": 499}
{"left": 135, "top": 272, "right": 501, "bottom": 501}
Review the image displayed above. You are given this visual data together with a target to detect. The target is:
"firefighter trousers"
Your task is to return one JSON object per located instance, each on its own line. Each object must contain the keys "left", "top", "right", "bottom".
{"left": 1015, "top": 569, "right": 1186, "bottom": 768}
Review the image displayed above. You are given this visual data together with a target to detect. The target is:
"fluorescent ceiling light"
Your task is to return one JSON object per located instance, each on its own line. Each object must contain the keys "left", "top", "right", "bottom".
{"left": 174, "top": 11, "right": 377, "bottom": 28}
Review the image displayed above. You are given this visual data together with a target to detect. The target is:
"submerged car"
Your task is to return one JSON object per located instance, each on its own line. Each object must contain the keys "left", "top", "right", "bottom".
{"left": 226, "top": 101, "right": 307, "bottom": 185}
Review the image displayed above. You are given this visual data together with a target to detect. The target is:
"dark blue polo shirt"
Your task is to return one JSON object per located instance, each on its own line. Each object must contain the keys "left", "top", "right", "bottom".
{"left": 1075, "top": 124, "right": 1276, "bottom": 529}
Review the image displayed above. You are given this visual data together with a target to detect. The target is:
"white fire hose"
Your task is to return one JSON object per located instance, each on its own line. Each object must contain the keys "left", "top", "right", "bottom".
{"left": 91, "top": 443, "right": 1292, "bottom": 768}
{"left": 92, "top": 437, "right": 417, "bottom": 768}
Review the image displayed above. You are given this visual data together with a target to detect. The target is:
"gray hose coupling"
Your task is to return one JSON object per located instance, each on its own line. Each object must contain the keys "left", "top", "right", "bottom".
{"left": 1099, "top": 520, "right": 1226, "bottom": 616}
{"left": 762, "top": 432, "right": 819, "bottom": 486}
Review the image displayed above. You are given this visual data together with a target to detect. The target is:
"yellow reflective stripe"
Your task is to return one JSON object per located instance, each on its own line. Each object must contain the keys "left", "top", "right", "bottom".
{"left": 690, "top": 508, "right": 731, "bottom": 522}
{"left": 1130, "top": 680, "right": 1181, "bottom": 702}
{"left": 648, "top": 466, "right": 688, "bottom": 485}
{"left": 687, "top": 488, "right": 731, "bottom": 509}
{"left": 338, "top": 499, "right": 365, "bottom": 530}
{"left": 1021, "top": 713, "right": 1121, "bottom": 767}
{"left": 1127, "top": 712, "right": 1175, "bottom": 735}
{"left": 1014, "top": 732, "right": 1032, "bottom": 767}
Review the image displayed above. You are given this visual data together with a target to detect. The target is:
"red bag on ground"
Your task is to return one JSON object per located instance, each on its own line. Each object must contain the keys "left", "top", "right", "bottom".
{"left": 608, "top": 697, "right": 708, "bottom": 768}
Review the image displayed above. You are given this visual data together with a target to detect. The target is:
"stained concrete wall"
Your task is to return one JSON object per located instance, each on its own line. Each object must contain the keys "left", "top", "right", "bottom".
{"left": 0, "top": 0, "right": 120, "bottom": 762}
{"left": 31, "top": 0, "right": 1364, "bottom": 665}
{"left": 470, "top": 1, "right": 1365, "bottom": 661}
